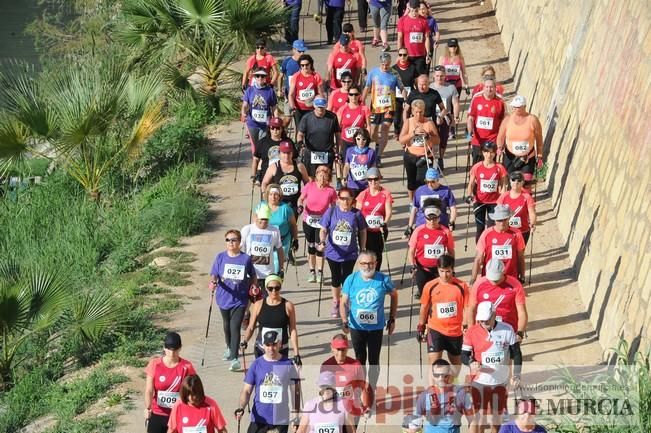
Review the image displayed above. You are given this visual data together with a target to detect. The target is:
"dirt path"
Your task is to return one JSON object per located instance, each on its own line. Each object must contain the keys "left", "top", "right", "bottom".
{"left": 117, "top": 1, "right": 603, "bottom": 431}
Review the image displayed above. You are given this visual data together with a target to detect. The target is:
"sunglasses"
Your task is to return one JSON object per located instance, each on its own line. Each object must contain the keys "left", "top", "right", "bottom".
{"left": 256, "top": 45, "right": 265, "bottom": 49}
{"left": 225, "top": 237, "right": 240, "bottom": 242}
{"left": 348, "top": 92, "right": 359, "bottom": 96}
{"left": 339, "top": 196, "right": 352, "bottom": 200}
{"left": 267, "top": 285, "right": 281, "bottom": 291}
{"left": 270, "top": 126, "right": 282, "bottom": 130}
{"left": 341, "top": 80, "right": 353, "bottom": 84}
{"left": 355, "top": 136, "right": 368, "bottom": 141}
{"left": 254, "top": 74, "right": 266, "bottom": 78}
{"left": 398, "top": 53, "right": 408, "bottom": 57}
{"left": 367, "top": 178, "right": 379, "bottom": 182}
{"left": 510, "top": 178, "right": 524, "bottom": 182}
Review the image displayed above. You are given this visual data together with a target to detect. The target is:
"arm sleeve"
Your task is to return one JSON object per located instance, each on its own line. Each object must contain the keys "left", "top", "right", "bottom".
{"left": 244, "top": 363, "right": 256, "bottom": 385}
{"left": 514, "top": 281, "right": 526, "bottom": 305}
{"left": 144, "top": 358, "right": 157, "bottom": 377}
{"left": 525, "top": 192, "right": 535, "bottom": 207}
{"left": 447, "top": 188, "right": 457, "bottom": 207}
{"left": 408, "top": 226, "right": 423, "bottom": 249}
{"left": 210, "top": 254, "right": 221, "bottom": 278}
{"left": 298, "top": 115, "right": 308, "bottom": 133}
{"left": 383, "top": 273, "right": 396, "bottom": 292}
{"left": 320, "top": 207, "right": 333, "bottom": 230}
{"left": 509, "top": 343, "right": 523, "bottom": 376}
{"left": 356, "top": 210, "right": 368, "bottom": 230}
{"left": 468, "top": 98, "right": 477, "bottom": 117}
{"left": 210, "top": 400, "right": 228, "bottom": 430}
{"left": 186, "top": 361, "right": 197, "bottom": 376}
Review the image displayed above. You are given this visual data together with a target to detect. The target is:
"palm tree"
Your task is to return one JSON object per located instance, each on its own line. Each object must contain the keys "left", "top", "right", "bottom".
{"left": 0, "top": 261, "right": 123, "bottom": 390}
{"left": 0, "top": 61, "right": 165, "bottom": 201}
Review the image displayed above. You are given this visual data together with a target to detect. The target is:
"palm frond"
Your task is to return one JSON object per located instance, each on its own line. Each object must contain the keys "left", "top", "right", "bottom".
{"left": 24, "top": 268, "right": 68, "bottom": 330}
{"left": 64, "top": 291, "right": 124, "bottom": 343}
{"left": 177, "top": 0, "right": 226, "bottom": 38}
{"left": 125, "top": 100, "right": 166, "bottom": 161}
{"left": 222, "top": 0, "right": 287, "bottom": 51}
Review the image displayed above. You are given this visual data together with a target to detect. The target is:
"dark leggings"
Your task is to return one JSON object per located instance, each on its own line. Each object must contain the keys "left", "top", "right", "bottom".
{"left": 350, "top": 329, "right": 384, "bottom": 388}
{"left": 219, "top": 306, "right": 246, "bottom": 361}
{"left": 327, "top": 258, "right": 356, "bottom": 287}
{"left": 473, "top": 202, "right": 496, "bottom": 242}
{"left": 522, "top": 231, "right": 531, "bottom": 245}
{"left": 415, "top": 264, "right": 439, "bottom": 297}
{"left": 303, "top": 221, "right": 324, "bottom": 258}
{"left": 404, "top": 151, "right": 427, "bottom": 191}
{"left": 357, "top": 0, "right": 369, "bottom": 29}
{"left": 472, "top": 145, "right": 484, "bottom": 165}
{"left": 146, "top": 413, "right": 169, "bottom": 433}
{"left": 366, "top": 230, "right": 385, "bottom": 272}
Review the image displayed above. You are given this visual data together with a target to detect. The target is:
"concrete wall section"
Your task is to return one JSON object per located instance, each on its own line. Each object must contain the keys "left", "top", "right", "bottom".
{"left": 491, "top": 0, "right": 651, "bottom": 354}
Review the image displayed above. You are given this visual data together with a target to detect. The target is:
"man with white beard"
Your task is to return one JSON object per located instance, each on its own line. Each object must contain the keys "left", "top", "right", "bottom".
{"left": 339, "top": 251, "right": 398, "bottom": 394}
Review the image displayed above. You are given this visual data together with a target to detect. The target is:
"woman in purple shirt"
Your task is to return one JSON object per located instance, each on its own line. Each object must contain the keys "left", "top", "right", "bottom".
{"left": 499, "top": 398, "right": 547, "bottom": 433}
{"left": 317, "top": 187, "right": 367, "bottom": 318}
{"left": 209, "top": 229, "right": 257, "bottom": 372}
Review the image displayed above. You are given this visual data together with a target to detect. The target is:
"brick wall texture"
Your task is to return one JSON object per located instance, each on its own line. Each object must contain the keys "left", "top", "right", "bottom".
{"left": 491, "top": 0, "right": 650, "bottom": 353}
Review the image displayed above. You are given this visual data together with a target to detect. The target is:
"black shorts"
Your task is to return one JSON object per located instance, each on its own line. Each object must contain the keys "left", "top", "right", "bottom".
{"left": 370, "top": 111, "right": 395, "bottom": 125}
{"left": 247, "top": 421, "right": 289, "bottom": 433}
{"left": 426, "top": 328, "right": 462, "bottom": 356}
{"left": 302, "top": 149, "right": 335, "bottom": 177}
{"left": 146, "top": 413, "right": 169, "bottom": 433}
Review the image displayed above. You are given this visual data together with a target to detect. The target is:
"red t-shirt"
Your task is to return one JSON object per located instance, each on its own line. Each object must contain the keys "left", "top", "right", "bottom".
{"left": 409, "top": 224, "right": 455, "bottom": 268}
{"left": 292, "top": 72, "right": 323, "bottom": 111}
{"left": 246, "top": 53, "right": 276, "bottom": 85}
{"left": 337, "top": 104, "right": 371, "bottom": 142}
{"left": 145, "top": 357, "right": 197, "bottom": 416}
{"left": 329, "top": 51, "right": 360, "bottom": 89}
{"left": 397, "top": 15, "right": 430, "bottom": 57}
{"left": 328, "top": 88, "right": 349, "bottom": 114}
{"left": 470, "top": 162, "right": 507, "bottom": 204}
{"left": 468, "top": 95, "right": 505, "bottom": 146}
{"left": 356, "top": 187, "right": 394, "bottom": 232}
{"left": 471, "top": 83, "right": 505, "bottom": 98}
{"left": 497, "top": 192, "right": 535, "bottom": 233}
{"left": 327, "top": 40, "right": 364, "bottom": 63}
{"left": 476, "top": 227, "right": 525, "bottom": 278}
{"left": 321, "top": 356, "right": 368, "bottom": 415}
{"left": 168, "top": 396, "right": 227, "bottom": 432}
{"left": 470, "top": 276, "right": 525, "bottom": 332}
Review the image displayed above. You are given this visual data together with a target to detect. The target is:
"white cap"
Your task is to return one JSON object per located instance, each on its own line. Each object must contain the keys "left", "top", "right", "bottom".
{"left": 476, "top": 301, "right": 495, "bottom": 321}
{"left": 510, "top": 95, "right": 526, "bottom": 107}
{"left": 485, "top": 258, "right": 505, "bottom": 281}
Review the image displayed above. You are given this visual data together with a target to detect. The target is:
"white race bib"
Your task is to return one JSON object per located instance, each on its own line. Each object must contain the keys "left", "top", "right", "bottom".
{"left": 260, "top": 385, "right": 283, "bottom": 404}
{"left": 409, "top": 32, "right": 424, "bottom": 43}
{"left": 316, "top": 423, "right": 340, "bottom": 433}
{"left": 345, "top": 127, "right": 359, "bottom": 140}
{"left": 156, "top": 391, "right": 179, "bottom": 409}
{"left": 508, "top": 216, "right": 522, "bottom": 228}
{"left": 336, "top": 68, "right": 351, "bottom": 80}
{"left": 306, "top": 214, "right": 322, "bottom": 228}
{"left": 511, "top": 140, "right": 530, "bottom": 154}
{"left": 281, "top": 183, "right": 299, "bottom": 195}
{"left": 482, "top": 350, "right": 505, "bottom": 368}
{"left": 492, "top": 244, "right": 513, "bottom": 259}
{"left": 445, "top": 65, "right": 461, "bottom": 76}
{"left": 375, "top": 94, "right": 391, "bottom": 108}
{"left": 183, "top": 427, "right": 207, "bottom": 433}
{"left": 335, "top": 386, "right": 353, "bottom": 399}
{"left": 251, "top": 109, "right": 268, "bottom": 123}
{"left": 299, "top": 88, "right": 315, "bottom": 102}
{"left": 332, "top": 230, "right": 351, "bottom": 246}
{"left": 412, "top": 135, "right": 426, "bottom": 147}
{"left": 479, "top": 179, "right": 498, "bottom": 193}
{"left": 365, "top": 215, "right": 384, "bottom": 229}
{"left": 251, "top": 241, "right": 272, "bottom": 256}
{"left": 311, "top": 151, "right": 329, "bottom": 164}
{"left": 476, "top": 116, "right": 494, "bottom": 130}
{"left": 436, "top": 301, "right": 458, "bottom": 319}
{"left": 356, "top": 309, "right": 377, "bottom": 324}
{"left": 350, "top": 165, "right": 367, "bottom": 181}
{"left": 424, "top": 244, "right": 445, "bottom": 259}
{"left": 223, "top": 263, "right": 245, "bottom": 281}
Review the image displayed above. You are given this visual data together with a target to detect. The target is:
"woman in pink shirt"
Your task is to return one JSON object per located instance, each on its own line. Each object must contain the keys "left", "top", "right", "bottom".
{"left": 298, "top": 165, "right": 337, "bottom": 283}
{"left": 437, "top": 38, "right": 468, "bottom": 95}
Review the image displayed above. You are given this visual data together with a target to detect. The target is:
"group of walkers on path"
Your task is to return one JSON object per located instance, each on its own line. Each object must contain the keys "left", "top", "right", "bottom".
{"left": 143, "top": 1, "right": 550, "bottom": 433}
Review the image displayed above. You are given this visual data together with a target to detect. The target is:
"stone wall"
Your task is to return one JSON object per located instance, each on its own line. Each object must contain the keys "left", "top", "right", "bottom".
{"left": 490, "top": 0, "right": 651, "bottom": 356}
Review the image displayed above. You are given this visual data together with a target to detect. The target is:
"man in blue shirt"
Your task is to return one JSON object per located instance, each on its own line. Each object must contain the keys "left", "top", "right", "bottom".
{"left": 280, "top": 40, "right": 307, "bottom": 102}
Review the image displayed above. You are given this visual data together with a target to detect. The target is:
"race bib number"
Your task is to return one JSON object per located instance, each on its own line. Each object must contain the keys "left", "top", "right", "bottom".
{"left": 306, "top": 214, "right": 322, "bottom": 228}
{"left": 479, "top": 179, "right": 498, "bottom": 193}
{"left": 281, "top": 183, "right": 299, "bottom": 196}
{"left": 424, "top": 244, "right": 445, "bottom": 259}
{"left": 356, "top": 309, "right": 377, "bottom": 325}
{"left": 311, "top": 151, "right": 329, "bottom": 164}
{"left": 316, "top": 423, "right": 340, "bottom": 433}
{"left": 260, "top": 385, "right": 283, "bottom": 404}
{"left": 299, "top": 88, "right": 315, "bottom": 102}
{"left": 365, "top": 215, "right": 384, "bottom": 229}
{"left": 445, "top": 65, "right": 461, "bottom": 76}
{"left": 156, "top": 391, "right": 179, "bottom": 409}
{"left": 251, "top": 241, "right": 272, "bottom": 256}
{"left": 436, "top": 301, "right": 458, "bottom": 319}
{"left": 508, "top": 216, "right": 522, "bottom": 228}
{"left": 482, "top": 350, "right": 505, "bottom": 367}
{"left": 335, "top": 386, "right": 353, "bottom": 399}
{"left": 375, "top": 94, "right": 391, "bottom": 108}
{"left": 412, "top": 135, "right": 426, "bottom": 147}
{"left": 336, "top": 68, "right": 351, "bottom": 80}
{"left": 409, "top": 32, "right": 424, "bottom": 43}
{"left": 332, "top": 230, "right": 351, "bottom": 246}
{"left": 345, "top": 127, "right": 359, "bottom": 139}
{"left": 182, "top": 427, "right": 207, "bottom": 433}
{"left": 251, "top": 109, "right": 268, "bottom": 123}
{"left": 511, "top": 140, "right": 530, "bottom": 154}
{"left": 223, "top": 264, "right": 245, "bottom": 281}
{"left": 476, "top": 116, "right": 494, "bottom": 130}
{"left": 492, "top": 244, "right": 513, "bottom": 259}
{"left": 350, "top": 165, "right": 367, "bottom": 181}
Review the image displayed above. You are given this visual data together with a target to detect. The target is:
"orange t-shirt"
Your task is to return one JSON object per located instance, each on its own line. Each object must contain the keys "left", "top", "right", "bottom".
{"left": 421, "top": 277, "right": 469, "bottom": 337}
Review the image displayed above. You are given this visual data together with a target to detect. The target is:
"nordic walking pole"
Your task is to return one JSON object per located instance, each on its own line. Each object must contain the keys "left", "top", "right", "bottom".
{"left": 241, "top": 344, "right": 251, "bottom": 412}
{"left": 408, "top": 274, "right": 415, "bottom": 335}
{"left": 464, "top": 202, "right": 472, "bottom": 252}
{"left": 399, "top": 248, "right": 409, "bottom": 285}
{"left": 383, "top": 236, "right": 391, "bottom": 277}
{"left": 248, "top": 183, "right": 255, "bottom": 224}
{"left": 201, "top": 288, "right": 215, "bottom": 367}
{"left": 419, "top": 338, "right": 423, "bottom": 379}
{"left": 385, "top": 321, "right": 391, "bottom": 388}
{"left": 317, "top": 252, "right": 325, "bottom": 316}
{"left": 528, "top": 177, "right": 538, "bottom": 285}
{"left": 234, "top": 124, "right": 245, "bottom": 182}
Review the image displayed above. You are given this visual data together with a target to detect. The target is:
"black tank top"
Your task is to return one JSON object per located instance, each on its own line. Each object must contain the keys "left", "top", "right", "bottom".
{"left": 256, "top": 298, "right": 290, "bottom": 350}
{"left": 271, "top": 161, "right": 302, "bottom": 205}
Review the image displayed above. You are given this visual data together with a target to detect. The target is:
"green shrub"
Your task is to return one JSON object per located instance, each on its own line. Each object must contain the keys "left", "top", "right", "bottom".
{"left": 0, "top": 366, "right": 54, "bottom": 432}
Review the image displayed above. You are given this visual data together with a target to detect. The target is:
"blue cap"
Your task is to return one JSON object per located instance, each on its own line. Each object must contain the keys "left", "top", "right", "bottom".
{"left": 314, "top": 96, "right": 327, "bottom": 108}
{"left": 339, "top": 34, "right": 350, "bottom": 45}
{"left": 292, "top": 39, "right": 308, "bottom": 52}
{"left": 425, "top": 168, "right": 440, "bottom": 180}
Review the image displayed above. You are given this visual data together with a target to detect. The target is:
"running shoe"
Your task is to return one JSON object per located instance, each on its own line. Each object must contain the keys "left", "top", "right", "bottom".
{"left": 316, "top": 271, "right": 323, "bottom": 283}
{"left": 371, "top": 38, "right": 380, "bottom": 47}
{"left": 222, "top": 347, "right": 231, "bottom": 361}
{"left": 229, "top": 358, "right": 241, "bottom": 372}
{"left": 307, "top": 270, "right": 317, "bottom": 283}
{"left": 382, "top": 43, "right": 390, "bottom": 52}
